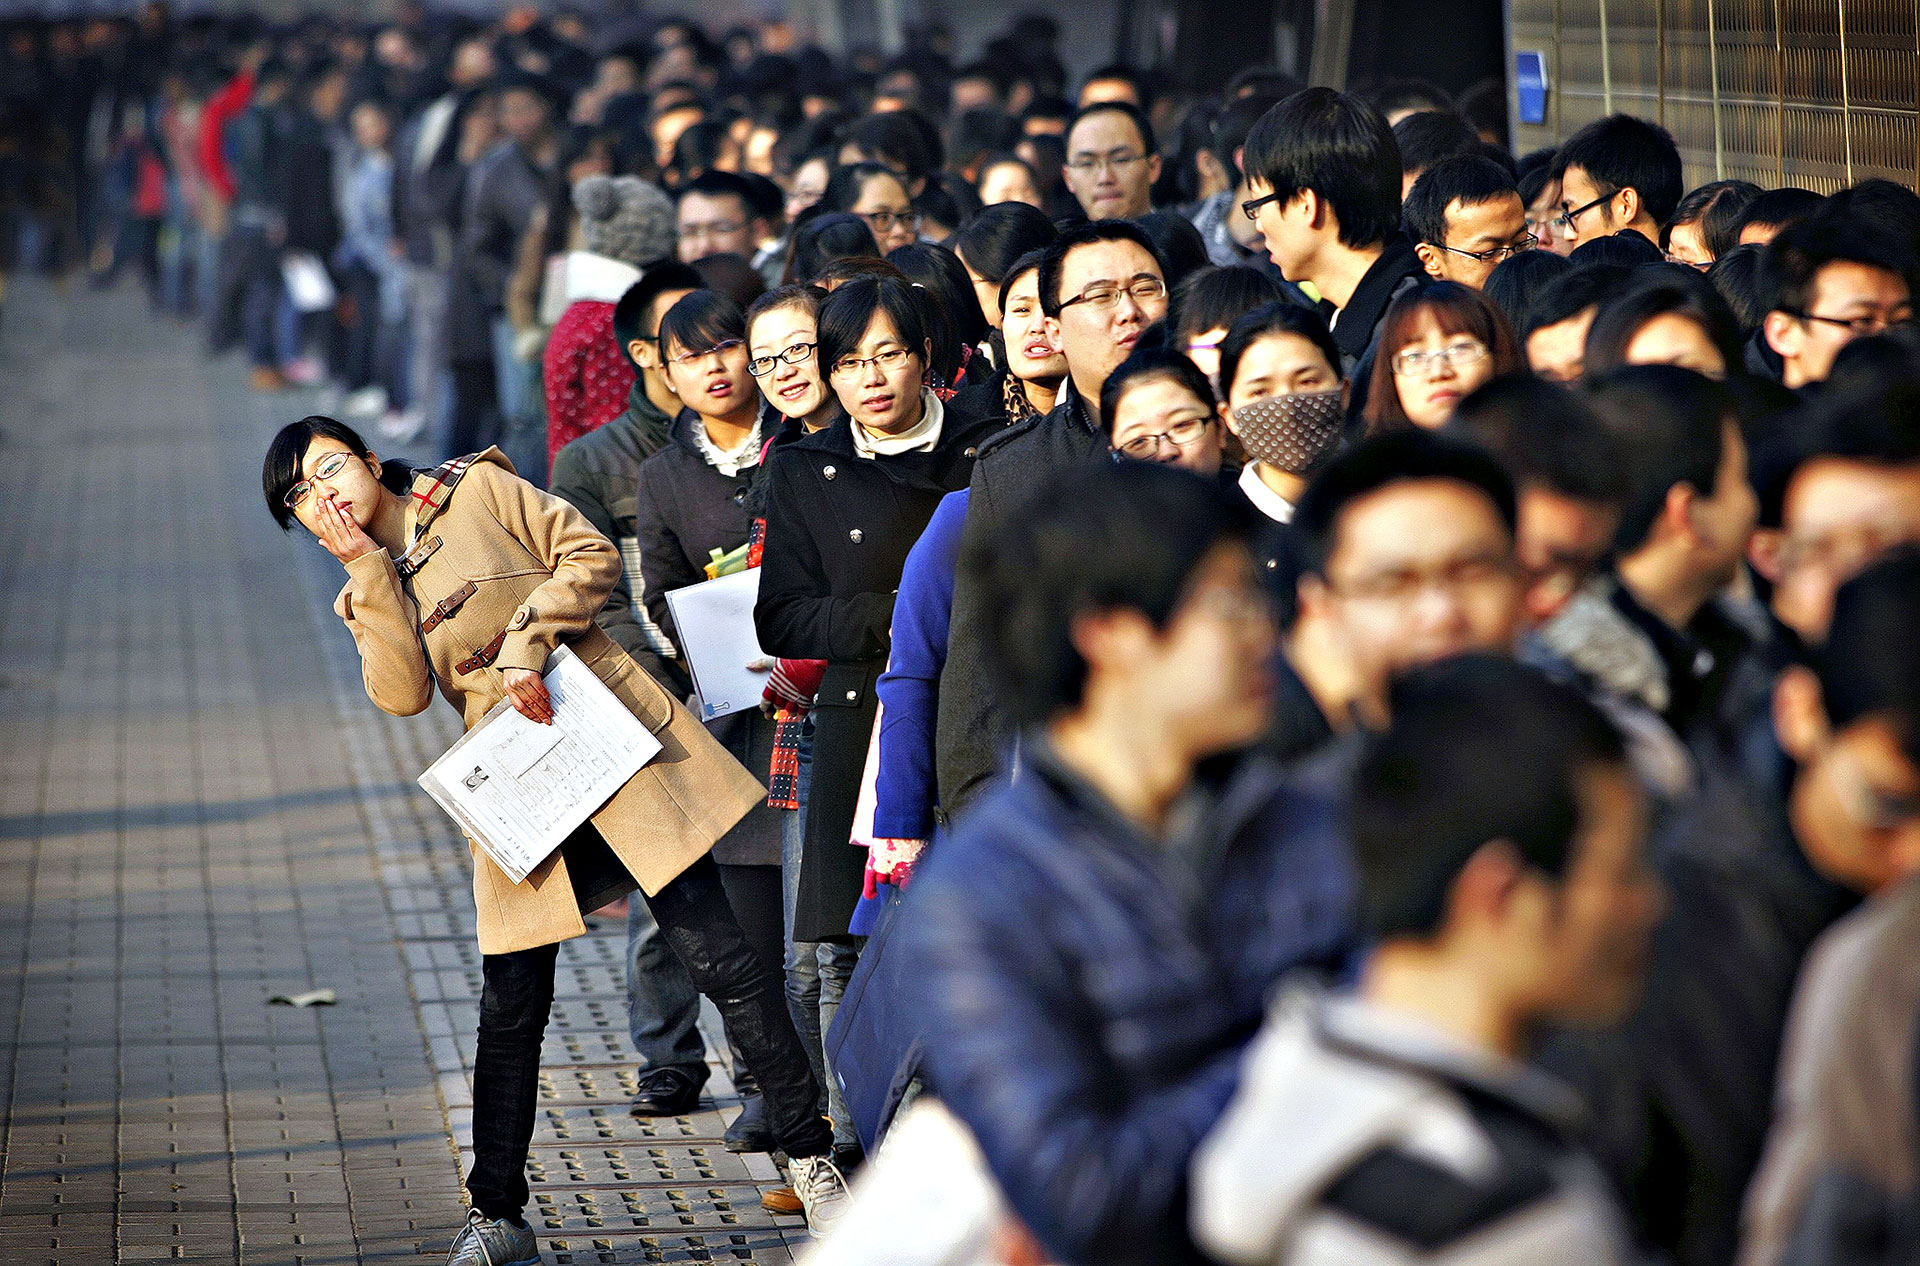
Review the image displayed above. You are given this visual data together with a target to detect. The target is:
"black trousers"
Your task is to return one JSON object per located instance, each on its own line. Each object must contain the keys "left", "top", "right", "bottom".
{"left": 466, "top": 850, "right": 832, "bottom": 1220}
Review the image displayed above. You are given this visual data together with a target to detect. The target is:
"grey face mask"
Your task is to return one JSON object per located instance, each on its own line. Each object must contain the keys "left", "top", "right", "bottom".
{"left": 1230, "top": 389, "right": 1346, "bottom": 474}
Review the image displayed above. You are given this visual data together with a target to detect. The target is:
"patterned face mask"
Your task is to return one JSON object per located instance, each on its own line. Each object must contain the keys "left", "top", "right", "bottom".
{"left": 1230, "top": 389, "right": 1345, "bottom": 474}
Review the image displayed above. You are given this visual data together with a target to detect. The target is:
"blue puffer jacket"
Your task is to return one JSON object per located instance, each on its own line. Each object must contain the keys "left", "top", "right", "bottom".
{"left": 896, "top": 742, "right": 1356, "bottom": 1266}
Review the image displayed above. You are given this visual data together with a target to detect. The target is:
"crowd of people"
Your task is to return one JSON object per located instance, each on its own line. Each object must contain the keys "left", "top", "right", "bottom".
{"left": 19, "top": 4, "right": 1920, "bottom": 1266}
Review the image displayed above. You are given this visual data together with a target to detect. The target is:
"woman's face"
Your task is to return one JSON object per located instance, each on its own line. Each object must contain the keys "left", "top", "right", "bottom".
{"left": 851, "top": 171, "right": 919, "bottom": 253}
{"left": 663, "top": 330, "right": 756, "bottom": 421}
{"left": 962, "top": 255, "right": 1002, "bottom": 328}
{"left": 1111, "top": 377, "right": 1224, "bottom": 476}
{"left": 1529, "top": 176, "right": 1568, "bottom": 256}
{"left": 978, "top": 160, "right": 1042, "bottom": 209}
{"left": 1185, "top": 325, "right": 1227, "bottom": 391}
{"left": 749, "top": 304, "right": 829, "bottom": 422}
{"left": 786, "top": 156, "right": 829, "bottom": 220}
{"left": 1391, "top": 310, "right": 1493, "bottom": 430}
{"left": 745, "top": 125, "right": 779, "bottom": 177}
{"left": 1625, "top": 311, "right": 1727, "bottom": 378}
{"left": 829, "top": 310, "right": 928, "bottom": 435}
{"left": 289, "top": 436, "right": 388, "bottom": 536}
{"left": 1223, "top": 331, "right": 1340, "bottom": 413}
{"left": 1665, "top": 221, "right": 1713, "bottom": 269}
{"left": 1001, "top": 269, "right": 1068, "bottom": 387}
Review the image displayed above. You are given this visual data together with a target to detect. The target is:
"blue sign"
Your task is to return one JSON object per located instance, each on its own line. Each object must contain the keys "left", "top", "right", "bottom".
{"left": 1515, "top": 51, "right": 1549, "bottom": 125}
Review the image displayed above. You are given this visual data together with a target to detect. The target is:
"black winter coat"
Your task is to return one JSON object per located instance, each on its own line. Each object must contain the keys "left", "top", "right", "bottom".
{"left": 756, "top": 396, "right": 1001, "bottom": 941}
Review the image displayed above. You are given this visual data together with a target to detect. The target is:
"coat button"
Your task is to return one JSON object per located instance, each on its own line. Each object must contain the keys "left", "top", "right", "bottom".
{"left": 1265, "top": 558, "right": 1278, "bottom": 569}
{"left": 845, "top": 690, "right": 858, "bottom": 701}
{"left": 849, "top": 528, "right": 863, "bottom": 543}
{"left": 964, "top": 446, "right": 977, "bottom": 457}
{"left": 823, "top": 465, "right": 837, "bottom": 479}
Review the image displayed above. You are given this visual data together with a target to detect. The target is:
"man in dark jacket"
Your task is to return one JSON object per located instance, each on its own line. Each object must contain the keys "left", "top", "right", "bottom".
{"left": 901, "top": 462, "right": 1353, "bottom": 1266}
{"left": 936, "top": 220, "right": 1168, "bottom": 818}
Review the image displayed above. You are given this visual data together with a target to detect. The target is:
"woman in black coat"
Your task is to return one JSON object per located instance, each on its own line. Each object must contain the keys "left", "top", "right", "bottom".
{"left": 754, "top": 276, "right": 1001, "bottom": 943}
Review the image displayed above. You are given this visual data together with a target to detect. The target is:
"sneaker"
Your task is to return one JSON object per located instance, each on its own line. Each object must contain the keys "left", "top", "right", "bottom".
{"left": 445, "top": 1209, "right": 540, "bottom": 1266}
{"left": 342, "top": 385, "right": 388, "bottom": 417}
{"left": 789, "top": 1153, "right": 851, "bottom": 1237}
{"left": 760, "top": 1183, "right": 803, "bottom": 1215}
{"left": 282, "top": 356, "right": 324, "bottom": 386}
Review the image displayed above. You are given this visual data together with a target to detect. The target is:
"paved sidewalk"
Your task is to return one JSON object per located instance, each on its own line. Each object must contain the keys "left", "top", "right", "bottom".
{"left": 0, "top": 279, "right": 804, "bottom": 1265}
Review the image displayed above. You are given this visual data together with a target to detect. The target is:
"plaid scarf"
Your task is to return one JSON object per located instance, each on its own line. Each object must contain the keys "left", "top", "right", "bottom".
{"left": 404, "top": 451, "right": 483, "bottom": 547}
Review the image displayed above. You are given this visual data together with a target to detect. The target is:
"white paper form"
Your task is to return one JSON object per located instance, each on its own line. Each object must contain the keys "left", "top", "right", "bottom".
{"left": 662, "top": 569, "right": 774, "bottom": 721}
{"left": 416, "top": 646, "right": 661, "bottom": 883}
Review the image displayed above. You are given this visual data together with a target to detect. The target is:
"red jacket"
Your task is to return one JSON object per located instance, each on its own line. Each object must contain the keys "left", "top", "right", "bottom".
{"left": 197, "top": 68, "right": 253, "bottom": 203}
{"left": 543, "top": 299, "right": 636, "bottom": 465}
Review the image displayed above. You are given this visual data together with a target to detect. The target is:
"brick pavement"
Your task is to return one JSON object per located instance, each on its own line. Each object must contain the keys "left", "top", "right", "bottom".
{"left": 0, "top": 278, "right": 804, "bottom": 1265}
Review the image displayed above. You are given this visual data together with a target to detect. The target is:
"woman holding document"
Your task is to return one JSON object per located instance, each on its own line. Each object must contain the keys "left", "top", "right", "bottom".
{"left": 261, "top": 416, "right": 848, "bottom": 1259}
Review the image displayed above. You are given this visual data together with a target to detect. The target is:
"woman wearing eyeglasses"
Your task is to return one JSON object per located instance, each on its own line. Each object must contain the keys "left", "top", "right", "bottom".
{"left": 1102, "top": 347, "right": 1226, "bottom": 476}
{"left": 822, "top": 162, "right": 921, "bottom": 254}
{"left": 261, "top": 416, "right": 848, "bottom": 1255}
{"left": 1364, "top": 281, "right": 1522, "bottom": 434}
{"left": 755, "top": 276, "right": 1001, "bottom": 948}
{"left": 747, "top": 286, "right": 839, "bottom": 438}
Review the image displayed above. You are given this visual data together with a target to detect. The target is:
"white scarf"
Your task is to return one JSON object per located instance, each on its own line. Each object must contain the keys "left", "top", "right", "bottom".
{"left": 693, "top": 417, "right": 764, "bottom": 478}
{"left": 851, "top": 387, "right": 944, "bottom": 459}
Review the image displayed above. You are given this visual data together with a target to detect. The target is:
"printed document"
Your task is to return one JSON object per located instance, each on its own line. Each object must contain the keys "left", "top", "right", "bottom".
{"left": 417, "top": 646, "right": 660, "bottom": 882}
{"left": 663, "top": 569, "right": 774, "bottom": 720}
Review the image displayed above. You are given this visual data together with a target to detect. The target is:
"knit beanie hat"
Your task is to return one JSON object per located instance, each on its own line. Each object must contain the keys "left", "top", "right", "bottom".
{"left": 574, "top": 175, "right": 677, "bottom": 270}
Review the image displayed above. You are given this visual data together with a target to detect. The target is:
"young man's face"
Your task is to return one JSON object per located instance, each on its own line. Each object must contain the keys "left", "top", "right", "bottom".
{"left": 1415, "top": 192, "right": 1530, "bottom": 290}
{"left": 1516, "top": 485, "right": 1619, "bottom": 624}
{"left": 1789, "top": 714, "right": 1920, "bottom": 894}
{"left": 1526, "top": 307, "right": 1597, "bottom": 383}
{"left": 1063, "top": 110, "right": 1159, "bottom": 221}
{"left": 1245, "top": 176, "right": 1309, "bottom": 279}
{"left": 1763, "top": 458, "right": 1920, "bottom": 643}
{"left": 1555, "top": 164, "right": 1622, "bottom": 248}
{"left": 498, "top": 88, "right": 551, "bottom": 148}
{"left": 1128, "top": 543, "right": 1279, "bottom": 757}
{"left": 1767, "top": 262, "right": 1914, "bottom": 389}
{"left": 1690, "top": 421, "right": 1761, "bottom": 594}
{"left": 676, "top": 192, "right": 758, "bottom": 262}
{"left": 1044, "top": 238, "right": 1168, "bottom": 410}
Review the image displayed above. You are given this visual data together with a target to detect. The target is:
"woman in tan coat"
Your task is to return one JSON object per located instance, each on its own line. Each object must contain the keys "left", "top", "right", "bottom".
{"left": 263, "top": 416, "right": 848, "bottom": 1260}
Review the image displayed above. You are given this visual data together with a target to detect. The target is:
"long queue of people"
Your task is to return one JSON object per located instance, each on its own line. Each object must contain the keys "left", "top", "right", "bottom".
{"left": 25, "top": 6, "right": 1920, "bottom": 1266}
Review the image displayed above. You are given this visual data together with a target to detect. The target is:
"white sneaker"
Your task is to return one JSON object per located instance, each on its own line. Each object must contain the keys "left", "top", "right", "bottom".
{"left": 789, "top": 1152, "right": 851, "bottom": 1237}
{"left": 343, "top": 385, "right": 388, "bottom": 417}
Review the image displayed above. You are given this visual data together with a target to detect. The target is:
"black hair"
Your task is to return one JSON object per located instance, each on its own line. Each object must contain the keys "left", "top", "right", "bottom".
{"left": 1567, "top": 231, "right": 1664, "bottom": 270}
{"left": 1099, "top": 346, "right": 1217, "bottom": 434}
{"left": 816, "top": 274, "right": 932, "bottom": 378}
{"left": 1353, "top": 655, "right": 1629, "bottom": 939}
{"left": 612, "top": 262, "right": 705, "bottom": 367}
{"left": 887, "top": 242, "right": 988, "bottom": 383}
{"left": 1584, "top": 269, "right": 1744, "bottom": 378}
{"left": 746, "top": 283, "right": 827, "bottom": 340}
{"left": 1552, "top": 113, "right": 1684, "bottom": 226}
{"left": 262, "top": 416, "right": 412, "bottom": 531}
{"left": 1521, "top": 264, "right": 1631, "bottom": 340}
{"left": 1483, "top": 248, "right": 1572, "bottom": 336}
{"left": 1759, "top": 374, "right": 1920, "bottom": 531}
{"left": 1515, "top": 146, "right": 1559, "bottom": 208}
{"left": 950, "top": 106, "right": 1021, "bottom": 172}
{"left": 952, "top": 201, "right": 1059, "bottom": 286}
{"left": 677, "top": 168, "right": 761, "bottom": 218}
{"left": 1242, "top": 87, "right": 1401, "bottom": 251}
{"left": 1759, "top": 214, "right": 1918, "bottom": 318}
{"left": 1392, "top": 110, "right": 1481, "bottom": 181}
{"left": 1065, "top": 100, "right": 1157, "bottom": 158}
{"left": 822, "top": 162, "right": 912, "bottom": 216}
{"left": 1172, "top": 266, "right": 1286, "bottom": 347}
{"left": 1293, "top": 430, "right": 1518, "bottom": 576}
{"left": 1582, "top": 364, "right": 1733, "bottom": 553}
{"left": 1226, "top": 67, "right": 1304, "bottom": 102}
{"left": 965, "top": 460, "right": 1255, "bottom": 724}
{"left": 1457, "top": 79, "right": 1509, "bottom": 145}
{"left": 1708, "top": 242, "right": 1769, "bottom": 330}
{"left": 1402, "top": 154, "right": 1519, "bottom": 248}
{"left": 1208, "top": 93, "right": 1286, "bottom": 178}
{"left": 1735, "top": 186, "right": 1823, "bottom": 241}
{"left": 1135, "top": 210, "right": 1210, "bottom": 290}
{"left": 1217, "top": 301, "right": 1344, "bottom": 400}
{"left": 670, "top": 116, "right": 738, "bottom": 182}
{"left": 1665, "top": 178, "right": 1762, "bottom": 258}
{"left": 1360, "top": 76, "right": 1454, "bottom": 118}
{"left": 1082, "top": 64, "right": 1153, "bottom": 109}
{"left": 1820, "top": 547, "right": 1920, "bottom": 765}
{"left": 1037, "top": 219, "right": 1166, "bottom": 317}
{"left": 1824, "top": 326, "right": 1920, "bottom": 400}
{"left": 1446, "top": 375, "right": 1627, "bottom": 504}
{"left": 1825, "top": 180, "right": 1920, "bottom": 259}
{"left": 656, "top": 288, "right": 747, "bottom": 361}
{"left": 691, "top": 252, "right": 768, "bottom": 308}
{"left": 784, "top": 211, "right": 881, "bottom": 284}
{"left": 996, "top": 246, "right": 1051, "bottom": 315}
{"left": 915, "top": 173, "right": 981, "bottom": 236}
{"left": 842, "top": 109, "right": 941, "bottom": 187}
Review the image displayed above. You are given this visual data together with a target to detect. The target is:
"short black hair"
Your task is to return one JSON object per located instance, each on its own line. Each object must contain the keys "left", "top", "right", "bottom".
{"left": 1759, "top": 213, "right": 1917, "bottom": 318}
{"left": 783, "top": 211, "right": 880, "bottom": 284}
{"left": 1217, "top": 301, "right": 1343, "bottom": 399}
{"left": 842, "top": 109, "right": 942, "bottom": 186}
{"left": 1403, "top": 154, "right": 1519, "bottom": 248}
{"left": 886, "top": 242, "right": 987, "bottom": 383}
{"left": 1583, "top": 269, "right": 1744, "bottom": 379}
{"left": 816, "top": 274, "right": 931, "bottom": 378}
{"left": 822, "top": 161, "right": 911, "bottom": 216}
{"left": 1735, "top": 186, "right": 1823, "bottom": 240}
{"left": 1135, "top": 210, "right": 1210, "bottom": 290}
{"left": 1446, "top": 374, "right": 1628, "bottom": 505}
{"left": 1583, "top": 364, "right": 1733, "bottom": 553}
{"left": 1521, "top": 264, "right": 1630, "bottom": 340}
{"left": 656, "top": 287, "right": 747, "bottom": 361}
{"left": 1066, "top": 100, "right": 1157, "bottom": 158}
{"left": 1515, "top": 146, "right": 1559, "bottom": 208}
{"left": 951, "top": 201, "right": 1057, "bottom": 285}
{"left": 1099, "top": 346, "right": 1216, "bottom": 433}
{"left": 1172, "top": 266, "right": 1286, "bottom": 347}
{"left": 1208, "top": 93, "right": 1286, "bottom": 178}
{"left": 1567, "top": 231, "right": 1664, "bottom": 270}
{"left": 262, "top": 415, "right": 412, "bottom": 531}
{"left": 1353, "top": 655, "right": 1628, "bottom": 939}
{"left": 1664, "top": 178, "right": 1761, "bottom": 258}
{"left": 1552, "top": 113, "right": 1684, "bottom": 225}
{"left": 1762, "top": 375, "right": 1920, "bottom": 530}
{"left": 613, "top": 262, "right": 704, "bottom": 366}
{"left": 1081, "top": 63, "right": 1153, "bottom": 110}
{"left": 1242, "top": 87, "right": 1402, "bottom": 251}
{"left": 915, "top": 172, "right": 982, "bottom": 235}
{"left": 966, "top": 460, "right": 1255, "bottom": 724}
{"left": 995, "top": 247, "right": 1051, "bottom": 315}
{"left": 1708, "top": 243, "right": 1769, "bottom": 330}
{"left": 1483, "top": 248, "right": 1572, "bottom": 336}
{"left": 1293, "top": 430, "right": 1517, "bottom": 576}
{"left": 1392, "top": 110, "right": 1481, "bottom": 181}
{"left": 1361, "top": 76, "right": 1454, "bottom": 118}
{"left": 1819, "top": 547, "right": 1920, "bottom": 765}
{"left": 1037, "top": 219, "right": 1166, "bottom": 317}
{"left": 1825, "top": 180, "right": 1920, "bottom": 258}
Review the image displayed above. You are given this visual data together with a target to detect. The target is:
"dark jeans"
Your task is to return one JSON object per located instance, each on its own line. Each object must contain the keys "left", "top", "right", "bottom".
{"left": 718, "top": 862, "right": 786, "bottom": 1097}
{"left": 466, "top": 851, "right": 831, "bottom": 1221}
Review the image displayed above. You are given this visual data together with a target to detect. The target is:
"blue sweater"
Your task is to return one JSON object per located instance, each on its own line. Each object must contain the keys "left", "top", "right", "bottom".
{"left": 872, "top": 488, "right": 968, "bottom": 839}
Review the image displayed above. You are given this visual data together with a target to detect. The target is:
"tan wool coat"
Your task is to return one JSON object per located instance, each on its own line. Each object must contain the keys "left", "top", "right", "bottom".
{"left": 332, "top": 448, "right": 765, "bottom": 954}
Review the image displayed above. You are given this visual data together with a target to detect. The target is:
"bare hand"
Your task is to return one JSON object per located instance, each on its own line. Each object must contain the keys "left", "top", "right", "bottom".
{"left": 503, "top": 668, "right": 553, "bottom": 724}
{"left": 315, "top": 494, "right": 379, "bottom": 563}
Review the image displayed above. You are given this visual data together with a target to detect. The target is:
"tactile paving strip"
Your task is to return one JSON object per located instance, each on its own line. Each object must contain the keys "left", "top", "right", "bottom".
{"left": 525, "top": 1142, "right": 761, "bottom": 1187}
{"left": 529, "top": 1184, "right": 781, "bottom": 1231}
{"left": 534, "top": 1104, "right": 724, "bottom": 1145}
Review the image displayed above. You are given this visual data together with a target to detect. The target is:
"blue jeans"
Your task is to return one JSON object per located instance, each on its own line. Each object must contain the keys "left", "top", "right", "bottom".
{"left": 781, "top": 719, "right": 859, "bottom": 1149}
{"left": 626, "top": 893, "right": 706, "bottom": 1079}
{"left": 490, "top": 314, "right": 547, "bottom": 487}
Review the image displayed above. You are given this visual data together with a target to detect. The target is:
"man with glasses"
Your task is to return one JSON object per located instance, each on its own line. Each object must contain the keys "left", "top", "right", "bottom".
{"left": 937, "top": 221, "right": 1170, "bottom": 817}
{"left": 676, "top": 171, "right": 772, "bottom": 265}
{"left": 1061, "top": 101, "right": 1161, "bottom": 222}
{"left": 1759, "top": 215, "right": 1916, "bottom": 391}
{"left": 1548, "top": 114, "right": 1683, "bottom": 250}
{"left": 1406, "top": 155, "right": 1534, "bottom": 291}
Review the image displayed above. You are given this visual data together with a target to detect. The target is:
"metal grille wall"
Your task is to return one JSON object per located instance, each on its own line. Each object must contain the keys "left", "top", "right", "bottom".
{"left": 1508, "top": 0, "right": 1920, "bottom": 192}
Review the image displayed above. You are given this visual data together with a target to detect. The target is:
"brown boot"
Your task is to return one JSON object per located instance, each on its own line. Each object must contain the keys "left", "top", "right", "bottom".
{"left": 761, "top": 1184, "right": 802, "bottom": 1215}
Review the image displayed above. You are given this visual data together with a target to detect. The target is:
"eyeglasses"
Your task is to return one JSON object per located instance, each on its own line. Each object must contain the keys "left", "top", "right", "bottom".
{"left": 1058, "top": 276, "right": 1167, "bottom": 313}
{"left": 1391, "top": 339, "right": 1489, "bottom": 377}
{"left": 1065, "top": 151, "right": 1148, "bottom": 175}
{"left": 829, "top": 346, "right": 914, "bottom": 379}
{"left": 1242, "top": 190, "right": 1284, "bottom": 222}
{"left": 283, "top": 449, "right": 359, "bottom": 511}
{"left": 681, "top": 219, "right": 744, "bottom": 238}
{"left": 747, "top": 341, "right": 817, "bottom": 376}
{"left": 857, "top": 209, "right": 922, "bottom": 233}
{"left": 1331, "top": 553, "right": 1517, "bottom": 605}
{"left": 1664, "top": 253, "right": 1712, "bottom": 272}
{"left": 667, "top": 338, "right": 746, "bottom": 368}
{"left": 1794, "top": 309, "right": 1914, "bottom": 337}
{"left": 1115, "top": 415, "right": 1211, "bottom": 461}
{"left": 1434, "top": 233, "right": 1538, "bottom": 264}
{"left": 1550, "top": 190, "right": 1615, "bottom": 234}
